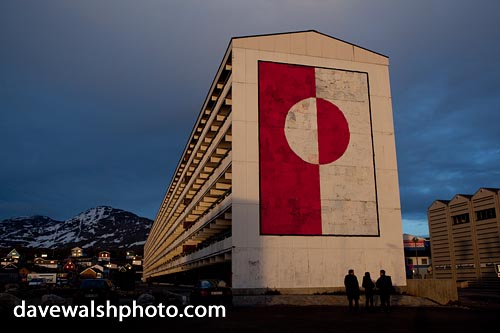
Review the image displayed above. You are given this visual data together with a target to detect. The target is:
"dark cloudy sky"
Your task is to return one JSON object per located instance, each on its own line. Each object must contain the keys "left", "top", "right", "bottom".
{"left": 1, "top": 1, "right": 499, "bottom": 237}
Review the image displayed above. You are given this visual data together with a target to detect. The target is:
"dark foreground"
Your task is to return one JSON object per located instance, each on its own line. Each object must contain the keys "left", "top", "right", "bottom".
{"left": 3, "top": 304, "right": 498, "bottom": 332}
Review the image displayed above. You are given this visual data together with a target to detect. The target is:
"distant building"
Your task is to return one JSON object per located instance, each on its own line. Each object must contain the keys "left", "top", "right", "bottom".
{"left": 131, "top": 256, "right": 142, "bottom": 266}
{"left": 0, "top": 263, "right": 18, "bottom": 271}
{"left": 98, "top": 251, "right": 111, "bottom": 262}
{"left": 73, "top": 257, "right": 93, "bottom": 268}
{"left": 1, "top": 248, "right": 21, "bottom": 267}
{"left": 104, "top": 263, "right": 118, "bottom": 270}
{"left": 63, "top": 260, "right": 76, "bottom": 272}
{"left": 80, "top": 265, "right": 104, "bottom": 279}
{"left": 126, "top": 251, "right": 135, "bottom": 260}
{"left": 428, "top": 187, "right": 500, "bottom": 283}
{"left": 71, "top": 247, "right": 83, "bottom": 258}
{"left": 33, "top": 257, "right": 58, "bottom": 270}
{"left": 403, "top": 234, "right": 432, "bottom": 279}
{"left": 7, "top": 248, "right": 20, "bottom": 261}
{"left": 0, "top": 257, "right": 15, "bottom": 267}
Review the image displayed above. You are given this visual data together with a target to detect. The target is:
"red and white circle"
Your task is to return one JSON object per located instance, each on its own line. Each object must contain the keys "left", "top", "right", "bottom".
{"left": 284, "top": 97, "right": 350, "bottom": 165}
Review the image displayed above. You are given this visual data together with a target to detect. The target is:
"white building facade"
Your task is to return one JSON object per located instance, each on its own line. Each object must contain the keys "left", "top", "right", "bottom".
{"left": 144, "top": 31, "right": 406, "bottom": 292}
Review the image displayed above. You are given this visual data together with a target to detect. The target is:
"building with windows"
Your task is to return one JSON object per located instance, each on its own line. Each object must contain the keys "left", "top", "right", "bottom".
{"left": 98, "top": 251, "right": 111, "bottom": 262}
{"left": 428, "top": 187, "right": 500, "bottom": 282}
{"left": 71, "top": 247, "right": 83, "bottom": 258}
{"left": 33, "top": 257, "right": 59, "bottom": 270}
{"left": 403, "top": 234, "right": 431, "bottom": 279}
{"left": 143, "top": 30, "right": 405, "bottom": 292}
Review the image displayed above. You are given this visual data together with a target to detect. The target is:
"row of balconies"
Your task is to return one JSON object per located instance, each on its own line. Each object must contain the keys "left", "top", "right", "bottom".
{"left": 145, "top": 69, "right": 233, "bottom": 265}
{"left": 144, "top": 83, "right": 234, "bottom": 275}
{"left": 157, "top": 63, "right": 232, "bottom": 220}
{"left": 144, "top": 193, "right": 231, "bottom": 273}
{"left": 144, "top": 131, "right": 233, "bottom": 275}
{"left": 149, "top": 237, "right": 233, "bottom": 278}
{"left": 145, "top": 57, "right": 232, "bottom": 256}
{"left": 147, "top": 95, "right": 232, "bottom": 257}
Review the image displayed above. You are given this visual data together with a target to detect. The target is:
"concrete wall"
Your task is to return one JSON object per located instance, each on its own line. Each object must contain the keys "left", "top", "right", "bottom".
{"left": 403, "top": 279, "right": 458, "bottom": 305}
{"left": 231, "top": 31, "right": 405, "bottom": 290}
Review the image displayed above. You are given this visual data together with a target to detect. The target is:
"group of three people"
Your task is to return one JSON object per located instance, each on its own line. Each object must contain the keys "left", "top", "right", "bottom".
{"left": 344, "top": 269, "right": 393, "bottom": 313}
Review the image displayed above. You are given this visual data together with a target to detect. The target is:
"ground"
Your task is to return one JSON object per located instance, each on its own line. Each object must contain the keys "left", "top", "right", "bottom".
{"left": 2, "top": 283, "right": 499, "bottom": 332}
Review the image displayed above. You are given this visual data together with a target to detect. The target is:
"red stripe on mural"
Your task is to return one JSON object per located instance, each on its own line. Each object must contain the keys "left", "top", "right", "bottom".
{"left": 317, "top": 98, "right": 350, "bottom": 165}
{"left": 259, "top": 62, "right": 322, "bottom": 235}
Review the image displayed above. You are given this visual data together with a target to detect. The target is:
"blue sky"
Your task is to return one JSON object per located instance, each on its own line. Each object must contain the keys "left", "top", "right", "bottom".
{"left": 1, "top": 1, "right": 500, "bottom": 237}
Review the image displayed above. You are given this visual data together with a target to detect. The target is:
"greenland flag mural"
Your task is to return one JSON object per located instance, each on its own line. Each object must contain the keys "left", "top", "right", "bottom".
{"left": 259, "top": 61, "right": 379, "bottom": 236}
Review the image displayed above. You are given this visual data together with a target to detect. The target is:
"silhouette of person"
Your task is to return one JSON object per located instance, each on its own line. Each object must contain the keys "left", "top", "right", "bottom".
{"left": 344, "top": 269, "right": 360, "bottom": 312}
{"left": 376, "top": 269, "right": 393, "bottom": 312}
{"left": 362, "top": 271, "right": 375, "bottom": 311}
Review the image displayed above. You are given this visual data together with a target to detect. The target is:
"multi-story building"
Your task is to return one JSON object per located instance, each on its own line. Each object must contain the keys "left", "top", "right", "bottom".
{"left": 144, "top": 30, "right": 406, "bottom": 292}
{"left": 403, "top": 234, "right": 432, "bottom": 279}
{"left": 428, "top": 187, "right": 500, "bottom": 283}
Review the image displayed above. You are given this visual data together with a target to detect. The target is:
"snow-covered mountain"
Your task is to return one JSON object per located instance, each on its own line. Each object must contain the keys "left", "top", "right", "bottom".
{"left": 0, "top": 206, "right": 153, "bottom": 249}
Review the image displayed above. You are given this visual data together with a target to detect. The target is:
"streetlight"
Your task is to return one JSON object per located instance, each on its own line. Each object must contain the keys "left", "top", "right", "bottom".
{"left": 412, "top": 236, "right": 419, "bottom": 279}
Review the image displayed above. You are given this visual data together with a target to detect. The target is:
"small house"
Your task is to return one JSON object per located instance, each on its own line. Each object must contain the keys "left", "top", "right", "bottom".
{"left": 97, "top": 251, "right": 111, "bottom": 262}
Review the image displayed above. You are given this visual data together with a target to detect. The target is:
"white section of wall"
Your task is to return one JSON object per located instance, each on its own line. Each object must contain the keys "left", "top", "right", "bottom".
{"left": 316, "top": 67, "right": 378, "bottom": 235}
{"left": 231, "top": 32, "right": 405, "bottom": 289}
{"left": 284, "top": 98, "right": 319, "bottom": 164}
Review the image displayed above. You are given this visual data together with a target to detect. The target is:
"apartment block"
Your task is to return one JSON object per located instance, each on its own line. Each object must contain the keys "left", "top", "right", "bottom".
{"left": 143, "top": 31, "right": 406, "bottom": 292}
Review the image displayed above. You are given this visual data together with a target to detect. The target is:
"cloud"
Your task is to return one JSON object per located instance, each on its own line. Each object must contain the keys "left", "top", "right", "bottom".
{"left": 1, "top": 0, "right": 500, "bottom": 238}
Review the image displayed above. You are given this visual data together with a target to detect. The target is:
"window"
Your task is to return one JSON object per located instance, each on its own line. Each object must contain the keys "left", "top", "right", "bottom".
{"left": 422, "top": 259, "right": 428, "bottom": 265}
{"left": 408, "top": 259, "right": 413, "bottom": 265}
{"left": 452, "top": 213, "right": 470, "bottom": 225}
{"left": 475, "top": 208, "right": 496, "bottom": 221}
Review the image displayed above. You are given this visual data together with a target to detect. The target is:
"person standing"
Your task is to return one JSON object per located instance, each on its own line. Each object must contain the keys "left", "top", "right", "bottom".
{"left": 376, "top": 269, "right": 393, "bottom": 313}
{"left": 362, "top": 271, "right": 375, "bottom": 311}
{"left": 344, "top": 269, "right": 360, "bottom": 312}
